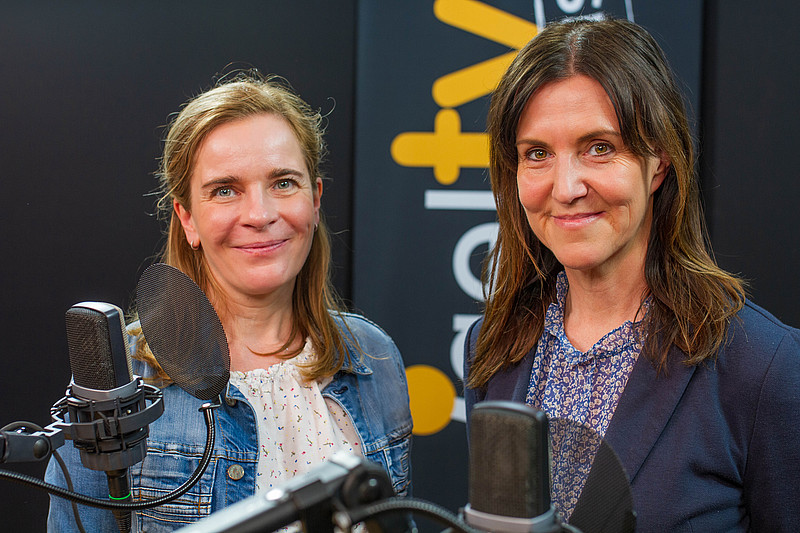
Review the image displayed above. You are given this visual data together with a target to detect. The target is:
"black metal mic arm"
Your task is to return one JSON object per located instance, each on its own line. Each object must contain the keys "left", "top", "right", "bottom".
{"left": 176, "top": 451, "right": 412, "bottom": 533}
{"left": 0, "top": 419, "right": 66, "bottom": 464}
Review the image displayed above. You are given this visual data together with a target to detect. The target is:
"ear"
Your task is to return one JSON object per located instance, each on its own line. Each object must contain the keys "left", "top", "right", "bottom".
{"left": 173, "top": 199, "right": 199, "bottom": 247}
{"left": 649, "top": 153, "right": 670, "bottom": 194}
{"left": 313, "top": 177, "right": 323, "bottom": 226}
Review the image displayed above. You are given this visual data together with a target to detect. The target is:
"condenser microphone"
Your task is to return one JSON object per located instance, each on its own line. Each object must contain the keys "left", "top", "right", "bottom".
{"left": 64, "top": 302, "right": 145, "bottom": 533}
{"left": 464, "top": 401, "right": 563, "bottom": 533}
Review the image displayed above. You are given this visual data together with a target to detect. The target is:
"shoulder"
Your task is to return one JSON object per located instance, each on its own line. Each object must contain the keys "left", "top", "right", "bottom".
{"left": 714, "top": 300, "right": 800, "bottom": 410}
{"left": 329, "top": 311, "right": 407, "bottom": 378}
{"left": 331, "top": 311, "right": 401, "bottom": 358}
{"left": 463, "top": 316, "right": 484, "bottom": 377}
{"left": 726, "top": 300, "right": 800, "bottom": 359}
{"left": 721, "top": 304, "right": 800, "bottom": 528}
{"left": 463, "top": 316, "right": 485, "bottom": 423}
{"left": 466, "top": 316, "right": 484, "bottom": 351}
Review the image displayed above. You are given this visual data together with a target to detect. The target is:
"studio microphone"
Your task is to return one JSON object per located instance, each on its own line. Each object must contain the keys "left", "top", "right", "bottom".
{"left": 64, "top": 301, "right": 148, "bottom": 533}
{"left": 463, "top": 401, "right": 565, "bottom": 533}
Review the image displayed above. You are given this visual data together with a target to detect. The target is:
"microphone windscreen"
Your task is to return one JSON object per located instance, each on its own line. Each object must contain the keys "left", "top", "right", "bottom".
{"left": 469, "top": 401, "right": 550, "bottom": 518}
{"left": 65, "top": 302, "right": 132, "bottom": 390}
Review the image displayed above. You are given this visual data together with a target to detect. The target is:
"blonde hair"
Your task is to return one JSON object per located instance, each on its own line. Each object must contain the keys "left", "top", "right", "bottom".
{"left": 135, "top": 72, "right": 352, "bottom": 382}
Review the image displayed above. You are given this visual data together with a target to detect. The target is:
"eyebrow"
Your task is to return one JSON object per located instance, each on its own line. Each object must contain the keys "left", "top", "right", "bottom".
{"left": 200, "top": 175, "right": 238, "bottom": 191}
{"left": 516, "top": 129, "right": 622, "bottom": 148}
{"left": 268, "top": 167, "right": 306, "bottom": 179}
{"left": 199, "top": 167, "right": 307, "bottom": 191}
{"left": 577, "top": 129, "right": 622, "bottom": 143}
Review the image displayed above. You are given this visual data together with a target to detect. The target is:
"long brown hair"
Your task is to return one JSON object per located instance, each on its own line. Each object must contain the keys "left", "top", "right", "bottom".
{"left": 134, "top": 72, "right": 351, "bottom": 382}
{"left": 468, "top": 18, "right": 745, "bottom": 389}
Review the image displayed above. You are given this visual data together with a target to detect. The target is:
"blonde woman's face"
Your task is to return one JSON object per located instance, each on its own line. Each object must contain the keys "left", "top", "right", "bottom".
{"left": 174, "top": 113, "right": 321, "bottom": 304}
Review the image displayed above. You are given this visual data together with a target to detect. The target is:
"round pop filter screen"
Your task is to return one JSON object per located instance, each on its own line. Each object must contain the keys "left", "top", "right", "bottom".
{"left": 136, "top": 263, "right": 230, "bottom": 400}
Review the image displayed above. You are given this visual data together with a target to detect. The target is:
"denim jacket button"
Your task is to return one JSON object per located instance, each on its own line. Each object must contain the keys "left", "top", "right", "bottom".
{"left": 227, "top": 464, "right": 245, "bottom": 481}
{"left": 225, "top": 396, "right": 237, "bottom": 407}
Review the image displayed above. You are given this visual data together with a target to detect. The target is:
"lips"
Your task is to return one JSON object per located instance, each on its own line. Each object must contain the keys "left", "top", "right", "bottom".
{"left": 236, "top": 239, "right": 288, "bottom": 252}
{"left": 552, "top": 212, "right": 602, "bottom": 228}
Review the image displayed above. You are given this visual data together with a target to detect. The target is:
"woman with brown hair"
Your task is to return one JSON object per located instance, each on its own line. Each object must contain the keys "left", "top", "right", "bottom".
{"left": 47, "top": 73, "right": 412, "bottom": 531}
{"left": 464, "top": 17, "right": 799, "bottom": 531}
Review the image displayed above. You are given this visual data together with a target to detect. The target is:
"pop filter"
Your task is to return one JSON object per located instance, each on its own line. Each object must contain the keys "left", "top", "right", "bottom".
{"left": 550, "top": 417, "right": 635, "bottom": 533}
{"left": 136, "top": 263, "right": 230, "bottom": 400}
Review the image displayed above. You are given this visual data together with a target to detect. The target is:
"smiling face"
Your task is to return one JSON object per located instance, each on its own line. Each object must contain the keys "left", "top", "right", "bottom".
{"left": 515, "top": 75, "right": 669, "bottom": 281}
{"left": 174, "top": 113, "right": 321, "bottom": 304}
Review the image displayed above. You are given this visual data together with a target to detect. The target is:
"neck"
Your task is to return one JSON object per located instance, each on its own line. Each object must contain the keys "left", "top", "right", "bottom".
{"left": 562, "top": 264, "right": 648, "bottom": 352}
{"left": 210, "top": 287, "right": 301, "bottom": 372}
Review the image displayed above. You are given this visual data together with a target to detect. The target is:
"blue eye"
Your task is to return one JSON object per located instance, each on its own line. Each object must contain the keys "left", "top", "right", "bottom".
{"left": 214, "top": 187, "right": 234, "bottom": 197}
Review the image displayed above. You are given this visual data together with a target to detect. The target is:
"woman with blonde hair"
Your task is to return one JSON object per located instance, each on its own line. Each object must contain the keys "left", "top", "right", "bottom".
{"left": 464, "top": 18, "right": 800, "bottom": 531}
{"left": 47, "top": 73, "right": 412, "bottom": 531}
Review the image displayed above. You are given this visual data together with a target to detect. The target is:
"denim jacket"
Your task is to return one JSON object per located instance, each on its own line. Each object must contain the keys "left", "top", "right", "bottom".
{"left": 46, "top": 312, "right": 412, "bottom": 532}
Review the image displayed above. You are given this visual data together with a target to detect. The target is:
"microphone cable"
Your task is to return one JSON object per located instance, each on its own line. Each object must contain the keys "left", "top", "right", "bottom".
{"left": 348, "top": 497, "right": 482, "bottom": 533}
{"left": 1, "top": 421, "right": 87, "bottom": 533}
{"left": 50, "top": 447, "right": 88, "bottom": 533}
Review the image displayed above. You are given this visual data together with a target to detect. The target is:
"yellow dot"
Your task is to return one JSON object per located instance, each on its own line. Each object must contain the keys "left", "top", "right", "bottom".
{"left": 405, "top": 365, "right": 456, "bottom": 436}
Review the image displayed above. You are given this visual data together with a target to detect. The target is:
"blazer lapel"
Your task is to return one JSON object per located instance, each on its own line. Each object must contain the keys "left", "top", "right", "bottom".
{"left": 603, "top": 346, "right": 696, "bottom": 483}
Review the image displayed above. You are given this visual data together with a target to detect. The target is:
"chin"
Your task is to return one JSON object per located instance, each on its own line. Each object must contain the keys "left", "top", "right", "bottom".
{"left": 559, "top": 262, "right": 603, "bottom": 274}
{"left": 551, "top": 248, "right": 607, "bottom": 272}
{"left": 234, "top": 276, "right": 295, "bottom": 298}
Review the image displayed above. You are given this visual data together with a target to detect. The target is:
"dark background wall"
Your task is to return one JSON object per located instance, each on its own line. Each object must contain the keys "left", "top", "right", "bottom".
{"left": 0, "top": 1, "right": 797, "bottom": 530}
{"left": 702, "top": 0, "right": 800, "bottom": 325}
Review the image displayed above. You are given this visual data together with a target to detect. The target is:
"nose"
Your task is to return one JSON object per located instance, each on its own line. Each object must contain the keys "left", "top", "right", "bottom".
{"left": 241, "top": 189, "right": 278, "bottom": 229}
{"left": 551, "top": 155, "right": 588, "bottom": 204}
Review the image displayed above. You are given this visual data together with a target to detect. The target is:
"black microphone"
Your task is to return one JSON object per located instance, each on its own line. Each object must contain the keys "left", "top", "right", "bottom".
{"left": 464, "top": 401, "right": 563, "bottom": 533}
{"left": 64, "top": 302, "right": 146, "bottom": 533}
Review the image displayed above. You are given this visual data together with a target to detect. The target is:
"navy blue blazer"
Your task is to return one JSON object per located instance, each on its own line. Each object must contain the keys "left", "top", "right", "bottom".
{"left": 464, "top": 301, "right": 800, "bottom": 532}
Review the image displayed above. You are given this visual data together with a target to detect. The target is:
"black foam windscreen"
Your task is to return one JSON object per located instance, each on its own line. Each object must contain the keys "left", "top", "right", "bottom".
{"left": 469, "top": 401, "right": 550, "bottom": 518}
{"left": 65, "top": 302, "right": 132, "bottom": 390}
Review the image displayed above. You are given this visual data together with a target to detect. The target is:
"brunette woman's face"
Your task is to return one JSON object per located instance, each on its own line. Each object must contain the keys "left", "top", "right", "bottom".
{"left": 174, "top": 113, "right": 321, "bottom": 303}
{"left": 515, "top": 75, "right": 668, "bottom": 278}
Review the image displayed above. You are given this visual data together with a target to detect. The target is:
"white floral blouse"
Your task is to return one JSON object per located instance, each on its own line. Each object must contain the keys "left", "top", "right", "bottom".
{"left": 228, "top": 339, "right": 362, "bottom": 494}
